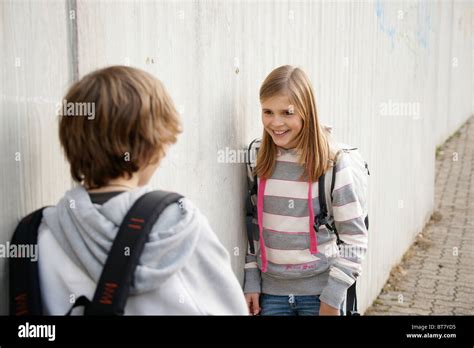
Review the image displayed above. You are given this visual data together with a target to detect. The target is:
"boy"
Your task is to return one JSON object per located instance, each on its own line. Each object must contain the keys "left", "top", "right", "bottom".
{"left": 37, "top": 66, "right": 248, "bottom": 315}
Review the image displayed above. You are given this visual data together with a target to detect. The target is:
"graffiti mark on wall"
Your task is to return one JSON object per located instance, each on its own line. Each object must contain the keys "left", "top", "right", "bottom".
{"left": 375, "top": 0, "right": 432, "bottom": 54}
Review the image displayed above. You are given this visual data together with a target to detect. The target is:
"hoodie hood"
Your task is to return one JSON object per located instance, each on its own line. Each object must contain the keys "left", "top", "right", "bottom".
{"left": 42, "top": 184, "right": 202, "bottom": 295}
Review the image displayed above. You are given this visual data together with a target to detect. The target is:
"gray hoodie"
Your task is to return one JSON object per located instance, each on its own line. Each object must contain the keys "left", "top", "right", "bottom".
{"left": 37, "top": 184, "right": 248, "bottom": 315}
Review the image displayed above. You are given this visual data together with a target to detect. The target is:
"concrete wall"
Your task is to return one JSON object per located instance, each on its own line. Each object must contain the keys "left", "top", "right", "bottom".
{"left": 1, "top": 0, "right": 472, "bottom": 314}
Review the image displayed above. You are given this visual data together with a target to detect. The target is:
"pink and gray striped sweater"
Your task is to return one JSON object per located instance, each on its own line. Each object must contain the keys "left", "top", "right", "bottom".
{"left": 243, "top": 146, "right": 368, "bottom": 309}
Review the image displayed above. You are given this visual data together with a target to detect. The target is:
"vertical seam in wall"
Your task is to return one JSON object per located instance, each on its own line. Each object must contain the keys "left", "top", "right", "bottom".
{"left": 67, "top": 0, "right": 79, "bottom": 83}
{"left": 446, "top": 0, "right": 454, "bottom": 138}
{"left": 66, "top": 0, "right": 79, "bottom": 190}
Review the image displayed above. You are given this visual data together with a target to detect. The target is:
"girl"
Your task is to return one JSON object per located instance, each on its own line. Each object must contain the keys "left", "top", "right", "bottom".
{"left": 243, "top": 65, "right": 368, "bottom": 316}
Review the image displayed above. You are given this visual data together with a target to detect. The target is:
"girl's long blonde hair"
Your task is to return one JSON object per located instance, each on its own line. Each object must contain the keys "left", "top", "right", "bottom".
{"left": 255, "top": 65, "right": 336, "bottom": 182}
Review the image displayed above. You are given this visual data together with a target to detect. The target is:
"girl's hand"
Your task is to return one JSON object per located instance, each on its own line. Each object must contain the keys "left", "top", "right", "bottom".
{"left": 244, "top": 293, "right": 261, "bottom": 315}
{"left": 319, "top": 301, "right": 340, "bottom": 316}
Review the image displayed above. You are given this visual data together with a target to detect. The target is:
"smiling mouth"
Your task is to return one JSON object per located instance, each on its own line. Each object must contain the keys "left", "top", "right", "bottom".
{"left": 272, "top": 130, "right": 289, "bottom": 136}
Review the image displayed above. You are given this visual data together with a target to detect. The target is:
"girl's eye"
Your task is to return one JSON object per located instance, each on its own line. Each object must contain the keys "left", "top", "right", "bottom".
{"left": 285, "top": 111, "right": 293, "bottom": 116}
{"left": 263, "top": 110, "right": 272, "bottom": 115}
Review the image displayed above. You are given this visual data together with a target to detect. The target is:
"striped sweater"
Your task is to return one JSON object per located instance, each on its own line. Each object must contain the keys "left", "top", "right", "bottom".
{"left": 243, "top": 146, "right": 368, "bottom": 309}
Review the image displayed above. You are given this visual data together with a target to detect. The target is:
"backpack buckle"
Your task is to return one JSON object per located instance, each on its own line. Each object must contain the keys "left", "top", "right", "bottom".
{"left": 314, "top": 215, "right": 328, "bottom": 232}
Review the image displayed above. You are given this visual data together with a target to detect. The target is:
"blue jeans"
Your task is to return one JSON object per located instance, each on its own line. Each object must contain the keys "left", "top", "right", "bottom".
{"left": 260, "top": 293, "right": 346, "bottom": 316}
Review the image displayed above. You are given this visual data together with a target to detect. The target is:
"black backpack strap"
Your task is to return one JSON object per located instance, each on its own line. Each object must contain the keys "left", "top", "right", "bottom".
{"left": 65, "top": 295, "right": 91, "bottom": 316}
{"left": 314, "top": 173, "right": 337, "bottom": 236}
{"left": 83, "top": 190, "right": 183, "bottom": 315}
{"left": 245, "top": 138, "right": 260, "bottom": 255}
{"left": 329, "top": 165, "right": 343, "bottom": 245}
{"left": 346, "top": 282, "right": 360, "bottom": 316}
{"left": 245, "top": 195, "right": 256, "bottom": 254}
{"left": 9, "top": 207, "right": 50, "bottom": 316}
{"left": 331, "top": 159, "right": 337, "bottom": 195}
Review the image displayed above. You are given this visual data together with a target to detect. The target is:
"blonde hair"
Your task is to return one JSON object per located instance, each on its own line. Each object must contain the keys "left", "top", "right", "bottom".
{"left": 255, "top": 65, "right": 336, "bottom": 182}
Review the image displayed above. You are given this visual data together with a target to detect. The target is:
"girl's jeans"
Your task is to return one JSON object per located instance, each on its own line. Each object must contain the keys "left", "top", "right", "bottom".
{"left": 260, "top": 293, "right": 346, "bottom": 316}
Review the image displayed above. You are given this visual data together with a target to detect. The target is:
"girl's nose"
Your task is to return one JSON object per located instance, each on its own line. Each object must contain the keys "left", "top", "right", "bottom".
{"left": 270, "top": 115, "right": 286, "bottom": 127}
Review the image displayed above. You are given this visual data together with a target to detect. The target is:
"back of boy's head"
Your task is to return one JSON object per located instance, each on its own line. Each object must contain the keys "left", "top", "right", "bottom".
{"left": 58, "top": 65, "right": 181, "bottom": 189}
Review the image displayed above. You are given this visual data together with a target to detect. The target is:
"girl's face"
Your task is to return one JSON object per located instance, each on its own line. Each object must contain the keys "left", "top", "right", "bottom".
{"left": 261, "top": 94, "right": 303, "bottom": 149}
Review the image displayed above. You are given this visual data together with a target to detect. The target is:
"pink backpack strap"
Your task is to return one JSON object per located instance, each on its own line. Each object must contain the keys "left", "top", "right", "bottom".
{"left": 257, "top": 178, "right": 268, "bottom": 272}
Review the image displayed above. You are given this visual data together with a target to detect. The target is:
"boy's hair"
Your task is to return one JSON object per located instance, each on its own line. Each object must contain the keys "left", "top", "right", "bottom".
{"left": 59, "top": 66, "right": 181, "bottom": 189}
{"left": 256, "top": 65, "right": 336, "bottom": 182}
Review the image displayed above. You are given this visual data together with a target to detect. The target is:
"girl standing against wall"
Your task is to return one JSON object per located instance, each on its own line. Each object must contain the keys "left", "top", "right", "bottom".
{"left": 243, "top": 65, "right": 368, "bottom": 316}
